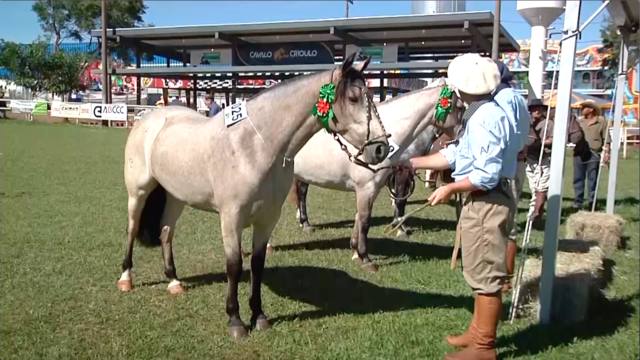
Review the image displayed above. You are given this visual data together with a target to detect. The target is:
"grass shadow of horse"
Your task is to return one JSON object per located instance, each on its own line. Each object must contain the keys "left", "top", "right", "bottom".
{"left": 273, "top": 237, "right": 454, "bottom": 262}
{"left": 179, "top": 265, "right": 472, "bottom": 323}
{"left": 313, "top": 216, "right": 458, "bottom": 232}
{"left": 262, "top": 265, "right": 472, "bottom": 324}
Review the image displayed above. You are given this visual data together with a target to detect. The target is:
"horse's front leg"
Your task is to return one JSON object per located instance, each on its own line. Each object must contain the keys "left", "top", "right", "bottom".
{"left": 250, "top": 215, "right": 279, "bottom": 331}
{"left": 220, "top": 211, "right": 247, "bottom": 339}
{"left": 353, "top": 188, "right": 378, "bottom": 272}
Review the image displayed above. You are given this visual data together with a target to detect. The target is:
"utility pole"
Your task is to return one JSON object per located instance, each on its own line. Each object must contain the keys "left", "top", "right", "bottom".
{"left": 491, "top": 0, "right": 501, "bottom": 60}
{"left": 345, "top": 0, "right": 353, "bottom": 18}
{"left": 101, "top": 0, "right": 110, "bottom": 104}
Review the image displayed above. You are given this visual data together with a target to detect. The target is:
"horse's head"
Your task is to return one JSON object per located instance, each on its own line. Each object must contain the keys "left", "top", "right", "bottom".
{"left": 328, "top": 52, "right": 390, "bottom": 165}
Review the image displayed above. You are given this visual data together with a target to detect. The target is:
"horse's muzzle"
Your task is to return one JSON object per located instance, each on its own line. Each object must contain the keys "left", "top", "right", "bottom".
{"left": 362, "top": 141, "right": 390, "bottom": 165}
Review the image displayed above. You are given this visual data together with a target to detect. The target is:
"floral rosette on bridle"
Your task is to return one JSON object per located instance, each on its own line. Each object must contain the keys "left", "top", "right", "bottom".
{"left": 312, "top": 83, "right": 336, "bottom": 130}
{"left": 435, "top": 85, "right": 454, "bottom": 124}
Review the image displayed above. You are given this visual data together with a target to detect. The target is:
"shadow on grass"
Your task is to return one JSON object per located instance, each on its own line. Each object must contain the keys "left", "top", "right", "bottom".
{"left": 273, "top": 237, "right": 454, "bottom": 261}
{"left": 313, "top": 216, "right": 457, "bottom": 232}
{"left": 262, "top": 265, "right": 473, "bottom": 323}
{"left": 501, "top": 292, "right": 638, "bottom": 358}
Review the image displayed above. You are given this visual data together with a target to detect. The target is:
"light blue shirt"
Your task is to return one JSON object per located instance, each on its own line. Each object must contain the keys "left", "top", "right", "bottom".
{"left": 440, "top": 101, "right": 512, "bottom": 190}
{"left": 493, "top": 87, "right": 530, "bottom": 160}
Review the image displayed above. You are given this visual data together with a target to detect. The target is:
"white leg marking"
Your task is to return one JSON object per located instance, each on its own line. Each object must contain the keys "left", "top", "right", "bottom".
{"left": 119, "top": 269, "right": 131, "bottom": 281}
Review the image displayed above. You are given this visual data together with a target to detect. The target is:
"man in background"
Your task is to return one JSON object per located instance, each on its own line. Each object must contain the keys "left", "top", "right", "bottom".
{"left": 573, "top": 100, "right": 609, "bottom": 210}
{"left": 525, "top": 98, "right": 552, "bottom": 224}
{"left": 205, "top": 94, "right": 222, "bottom": 117}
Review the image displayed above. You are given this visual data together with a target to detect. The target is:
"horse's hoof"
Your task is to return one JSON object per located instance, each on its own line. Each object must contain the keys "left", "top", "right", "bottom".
{"left": 229, "top": 325, "right": 248, "bottom": 340}
{"left": 361, "top": 262, "right": 379, "bottom": 273}
{"left": 167, "top": 281, "right": 186, "bottom": 295}
{"left": 396, "top": 229, "right": 409, "bottom": 239}
{"left": 116, "top": 279, "right": 133, "bottom": 292}
{"left": 351, "top": 251, "right": 360, "bottom": 261}
{"left": 253, "top": 316, "right": 271, "bottom": 331}
{"left": 302, "top": 224, "right": 315, "bottom": 233}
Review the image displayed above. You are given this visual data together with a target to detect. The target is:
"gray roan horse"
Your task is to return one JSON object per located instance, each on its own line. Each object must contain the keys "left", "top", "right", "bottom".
{"left": 118, "top": 53, "right": 390, "bottom": 339}
{"left": 282, "top": 81, "right": 462, "bottom": 271}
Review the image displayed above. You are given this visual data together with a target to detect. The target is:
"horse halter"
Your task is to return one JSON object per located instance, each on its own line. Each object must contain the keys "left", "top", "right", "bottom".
{"left": 317, "top": 70, "right": 390, "bottom": 173}
{"left": 329, "top": 91, "right": 391, "bottom": 173}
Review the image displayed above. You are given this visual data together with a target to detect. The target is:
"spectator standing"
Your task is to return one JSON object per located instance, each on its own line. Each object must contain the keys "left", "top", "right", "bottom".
{"left": 525, "top": 99, "right": 553, "bottom": 223}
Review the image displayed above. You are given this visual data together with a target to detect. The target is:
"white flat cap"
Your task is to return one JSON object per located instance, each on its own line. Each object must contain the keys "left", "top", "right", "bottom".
{"left": 447, "top": 53, "right": 500, "bottom": 95}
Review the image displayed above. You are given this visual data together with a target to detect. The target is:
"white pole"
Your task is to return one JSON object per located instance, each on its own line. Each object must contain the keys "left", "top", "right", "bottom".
{"left": 606, "top": 35, "right": 629, "bottom": 214}
{"left": 538, "top": 0, "right": 582, "bottom": 325}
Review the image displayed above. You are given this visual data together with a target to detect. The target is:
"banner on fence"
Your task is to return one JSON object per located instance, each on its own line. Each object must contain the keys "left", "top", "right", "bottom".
{"left": 51, "top": 101, "right": 81, "bottom": 118}
{"left": 32, "top": 100, "right": 48, "bottom": 115}
{"left": 79, "top": 103, "right": 128, "bottom": 121}
{"left": 9, "top": 100, "right": 36, "bottom": 113}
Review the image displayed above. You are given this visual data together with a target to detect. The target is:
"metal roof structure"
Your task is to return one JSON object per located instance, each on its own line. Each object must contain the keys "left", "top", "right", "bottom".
{"left": 92, "top": 11, "right": 519, "bottom": 79}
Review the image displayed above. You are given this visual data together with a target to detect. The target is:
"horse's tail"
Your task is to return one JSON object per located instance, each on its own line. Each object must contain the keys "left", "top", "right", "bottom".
{"left": 136, "top": 185, "right": 167, "bottom": 247}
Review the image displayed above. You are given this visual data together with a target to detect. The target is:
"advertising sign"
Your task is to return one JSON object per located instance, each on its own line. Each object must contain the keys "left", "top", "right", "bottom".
{"left": 32, "top": 100, "right": 48, "bottom": 116}
{"left": 359, "top": 47, "right": 384, "bottom": 62}
{"left": 346, "top": 44, "right": 398, "bottom": 64}
{"left": 233, "top": 43, "right": 334, "bottom": 66}
{"left": 9, "top": 100, "right": 36, "bottom": 113}
{"left": 51, "top": 101, "right": 81, "bottom": 118}
{"left": 191, "top": 49, "right": 232, "bottom": 66}
{"left": 82, "top": 103, "right": 128, "bottom": 121}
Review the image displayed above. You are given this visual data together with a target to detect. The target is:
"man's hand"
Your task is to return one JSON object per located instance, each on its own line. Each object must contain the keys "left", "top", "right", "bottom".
{"left": 603, "top": 151, "right": 610, "bottom": 165}
{"left": 427, "top": 184, "right": 454, "bottom": 206}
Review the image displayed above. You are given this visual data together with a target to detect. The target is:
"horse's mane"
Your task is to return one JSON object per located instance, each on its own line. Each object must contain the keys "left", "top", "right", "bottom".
{"left": 248, "top": 66, "right": 366, "bottom": 102}
{"left": 249, "top": 71, "right": 321, "bottom": 101}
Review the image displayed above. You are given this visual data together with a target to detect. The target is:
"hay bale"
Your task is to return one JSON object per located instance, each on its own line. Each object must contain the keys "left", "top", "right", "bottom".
{"left": 566, "top": 211, "right": 625, "bottom": 254}
{"left": 514, "top": 241, "right": 605, "bottom": 323}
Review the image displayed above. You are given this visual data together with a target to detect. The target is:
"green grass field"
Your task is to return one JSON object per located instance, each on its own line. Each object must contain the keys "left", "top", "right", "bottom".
{"left": 1, "top": 120, "right": 638, "bottom": 359}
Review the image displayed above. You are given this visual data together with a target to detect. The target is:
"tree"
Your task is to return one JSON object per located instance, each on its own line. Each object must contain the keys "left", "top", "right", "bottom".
{"left": 0, "top": 40, "right": 90, "bottom": 96}
{"left": 600, "top": 16, "right": 639, "bottom": 72}
{"left": 33, "top": 0, "right": 146, "bottom": 52}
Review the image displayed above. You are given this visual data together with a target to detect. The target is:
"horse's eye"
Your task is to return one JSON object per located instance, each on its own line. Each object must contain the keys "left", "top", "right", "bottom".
{"left": 348, "top": 95, "right": 359, "bottom": 103}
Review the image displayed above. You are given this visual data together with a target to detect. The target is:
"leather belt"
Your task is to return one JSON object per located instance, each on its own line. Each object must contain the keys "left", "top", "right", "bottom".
{"left": 469, "top": 178, "right": 511, "bottom": 197}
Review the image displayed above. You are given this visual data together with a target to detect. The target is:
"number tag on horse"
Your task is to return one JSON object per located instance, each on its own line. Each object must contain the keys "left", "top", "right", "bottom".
{"left": 223, "top": 101, "right": 249, "bottom": 127}
{"left": 386, "top": 138, "right": 400, "bottom": 159}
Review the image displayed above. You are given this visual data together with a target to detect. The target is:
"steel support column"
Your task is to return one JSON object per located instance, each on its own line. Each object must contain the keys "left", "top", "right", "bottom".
{"left": 539, "top": 0, "right": 581, "bottom": 325}
{"left": 606, "top": 34, "right": 630, "bottom": 214}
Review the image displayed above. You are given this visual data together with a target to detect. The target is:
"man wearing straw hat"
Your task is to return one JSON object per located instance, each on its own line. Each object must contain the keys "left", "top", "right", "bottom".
{"left": 573, "top": 100, "right": 610, "bottom": 210}
{"left": 406, "top": 53, "right": 518, "bottom": 360}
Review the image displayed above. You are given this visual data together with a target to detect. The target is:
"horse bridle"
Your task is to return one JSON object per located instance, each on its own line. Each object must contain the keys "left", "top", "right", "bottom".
{"left": 329, "top": 91, "right": 391, "bottom": 173}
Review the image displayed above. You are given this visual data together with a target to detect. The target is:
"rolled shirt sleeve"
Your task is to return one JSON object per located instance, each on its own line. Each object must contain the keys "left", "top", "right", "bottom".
{"left": 467, "top": 117, "right": 504, "bottom": 190}
{"left": 439, "top": 143, "right": 458, "bottom": 170}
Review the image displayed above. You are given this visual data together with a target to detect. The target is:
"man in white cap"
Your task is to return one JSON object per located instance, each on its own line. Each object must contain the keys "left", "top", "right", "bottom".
{"left": 405, "top": 53, "right": 518, "bottom": 360}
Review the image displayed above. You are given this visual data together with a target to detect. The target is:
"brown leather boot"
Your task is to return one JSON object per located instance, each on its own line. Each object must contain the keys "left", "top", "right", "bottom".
{"left": 446, "top": 299, "right": 477, "bottom": 348}
{"left": 502, "top": 240, "right": 517, "bottom": 292}
{"left": 444, "top": 293, "right": 501, "bottom": 360}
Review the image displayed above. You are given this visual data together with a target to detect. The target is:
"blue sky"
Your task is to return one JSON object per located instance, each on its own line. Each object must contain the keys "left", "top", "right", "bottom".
{"left": 0, "top": 1, "right": 608, "bottom": 46}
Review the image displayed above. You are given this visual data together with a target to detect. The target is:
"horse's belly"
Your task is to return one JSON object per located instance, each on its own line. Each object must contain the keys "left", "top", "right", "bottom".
{"left": 294, "top": 165, "right": 355, "bottom": 191}
{"left": 150, "top": 126, "right": 217, "bottom": 209}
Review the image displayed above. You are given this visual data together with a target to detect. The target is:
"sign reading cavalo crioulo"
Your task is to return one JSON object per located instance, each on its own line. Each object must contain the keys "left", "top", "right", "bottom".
{"left": 233, "top": 43, "right": 334, "bottom": 66}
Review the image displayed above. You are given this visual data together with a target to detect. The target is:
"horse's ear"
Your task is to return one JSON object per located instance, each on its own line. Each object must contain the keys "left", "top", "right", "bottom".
{"left": 353, "top": 56, "right": 371, "bottom": 73}
{"left": 342, "top": 52, "right": 357, "bottom": 74}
